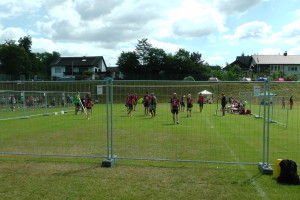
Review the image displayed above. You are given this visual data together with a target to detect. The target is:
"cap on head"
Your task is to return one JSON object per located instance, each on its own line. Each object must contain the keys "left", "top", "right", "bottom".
{"left": 173, "top": 93, "right": 177, "bottom": 96}
{"left": 188, "top": 94, "right": 191, "bottom": 97}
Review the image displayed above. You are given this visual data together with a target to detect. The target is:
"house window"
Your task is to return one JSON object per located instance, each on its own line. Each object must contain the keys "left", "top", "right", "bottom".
{"left": 288, "top": 67, "right": 297, "bottom": 71}
{"left": 55, "top": 67, "right": 61, "bottom": 73}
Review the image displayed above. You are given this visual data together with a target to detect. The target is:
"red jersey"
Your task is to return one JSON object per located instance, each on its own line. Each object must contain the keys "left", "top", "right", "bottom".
{"left": 143, "top": 94, "right": 151, "bottom": 103}
{"left": 170, "top": 97, "right": 180, "bottom": 108}
{"left": 127, "top": 95, "right": 135, "bottom": 105}
{"left": 198, "top": 95, "right": 204, "bottom": 102}
{"left": 85, "top": 96, "right": 93, "bottom": 107}
{"left": 187, "top": 97, "right": 193, "bottom": 104}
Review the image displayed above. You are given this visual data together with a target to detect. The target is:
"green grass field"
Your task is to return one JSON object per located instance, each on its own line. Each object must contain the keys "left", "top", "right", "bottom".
{"left": 1, "top": 99, "right": 300, "bottom": 199}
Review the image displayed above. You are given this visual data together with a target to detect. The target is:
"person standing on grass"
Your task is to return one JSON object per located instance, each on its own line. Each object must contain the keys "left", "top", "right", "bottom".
{"left": 133, "top": 93, "right": 138, "bottom": 111}
{"left": 198, "top": 93, "right": 204, "bottom": 112}
{"left": 74, "top": 92, "right": 81, "bottom": 115}
{"left": 290, "top": 96, "right": 294, "bottom": 110}
{"left": 282, "top": 97, "right": 285, "bottom": 109}
{"left": 170, "top": 93, "right": 180, "bottom": 124}
{"left": 186, "top": 94, "right": 193, "bottom": 117}
{"left": 143, "top": 92, "right": 151, "bottom": 116}
{"left": 81, "top": 96, "right": 86, "bottom": 114}
{"left": 221, "top": 93, "right": 226, "bottom": 116}
{"left": 180, "top": 95, "right": 185, "bottom": 112}
{"left": 85, "top": 93, "right": 93, "bottom": 120}
{"left": 9, "top": 95, "right": 16, "bottom": 111}
{"left": 1, "top": 96, "right": 5, "bottom": 109}
{"left": 127, "top": 93, "right": 135, "bottom": 116}
{"left": 149, "top": 93, "right": 157, "bottom": 118}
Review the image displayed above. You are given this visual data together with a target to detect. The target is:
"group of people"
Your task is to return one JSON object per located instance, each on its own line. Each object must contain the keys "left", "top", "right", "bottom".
{"left": 125, "top": 92, "right": 157, "bottom": 118}
{"left": 282, "top": 96, "right": 294, "bottom": 110}
{"left": 73, "top": 92, "right": 93, "bottom": 119}
{"left": 125, "top": 92, "right": 206, "bottom": 124}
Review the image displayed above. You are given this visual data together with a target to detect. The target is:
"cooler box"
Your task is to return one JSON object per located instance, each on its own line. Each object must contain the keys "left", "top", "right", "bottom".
{"left": 273, "top": 159, "right": 283, "bottom": 178}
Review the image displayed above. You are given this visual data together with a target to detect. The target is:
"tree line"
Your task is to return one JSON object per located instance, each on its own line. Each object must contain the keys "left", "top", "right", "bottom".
{"left": 117, "top": 38, "right": 243, "bottom": 81}
{"left": 0, "top": 36, "right": 245, "bottom": 81}
{"left": 0, "top": 36, "right": 60, "bottom": 80}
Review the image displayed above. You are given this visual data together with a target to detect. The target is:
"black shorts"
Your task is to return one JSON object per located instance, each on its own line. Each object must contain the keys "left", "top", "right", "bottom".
{"left": 180, "top": 102, "right": 185, "bottom": 107}
{"left": 199, "top": 102, "right": 203, "bottom": 107}
{"left": 171, "top": 107, "right": 179, "bottom": 114}
{"left": 187, "top": 103, "right": 193, "bottom": 109}
{"left": 128, "top": 104, "right": 133, "bottom": 109}
{"left": 75, "top": 103, "right": 80, "bottom": 107}
{"left": 144, "top": 102, "right": 149, "bottom": 108}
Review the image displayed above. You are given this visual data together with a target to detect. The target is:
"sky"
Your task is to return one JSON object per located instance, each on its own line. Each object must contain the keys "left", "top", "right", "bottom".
{"left": 1, "top": 0, "right": 300, "bottom": 67}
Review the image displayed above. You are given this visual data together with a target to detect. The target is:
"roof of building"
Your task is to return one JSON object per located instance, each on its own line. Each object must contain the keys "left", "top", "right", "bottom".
{"left": 51, "top": 56, "right": 106, "bottom": 67}
{"left": 107, "top": 67, "right": 120, "bottom": 72}
{"left": 252, "top": 55, "right": 300, "bottom": 65}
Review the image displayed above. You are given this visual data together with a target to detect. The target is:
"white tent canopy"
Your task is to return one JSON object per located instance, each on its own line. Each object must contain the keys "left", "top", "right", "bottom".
{"left": 198, "top": 90, "right": 213, "bottom": 103}
{"left": 198, "top": 90, "right": 213, "bottom": 95}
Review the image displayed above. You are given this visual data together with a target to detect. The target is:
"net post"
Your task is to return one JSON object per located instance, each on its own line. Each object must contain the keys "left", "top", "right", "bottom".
{"left": 259, "top": 80, "right": 272, "bottom": 175}
{"left": 102, "top": 77, "right": 117, "bottom": 167}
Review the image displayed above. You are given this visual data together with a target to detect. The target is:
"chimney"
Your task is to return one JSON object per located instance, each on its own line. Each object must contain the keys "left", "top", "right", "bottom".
{"left": 283, "top": 51, "right": 287, "bottom": 56}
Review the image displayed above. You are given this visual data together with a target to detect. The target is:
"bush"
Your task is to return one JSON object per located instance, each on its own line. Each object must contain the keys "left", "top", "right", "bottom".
{"left": 183, "top": 76, "right": 195, "bottom": 81}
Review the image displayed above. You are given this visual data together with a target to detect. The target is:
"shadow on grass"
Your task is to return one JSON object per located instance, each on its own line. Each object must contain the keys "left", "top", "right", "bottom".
{"left": 241, "top": 173, "right": 263, "bottom": 185}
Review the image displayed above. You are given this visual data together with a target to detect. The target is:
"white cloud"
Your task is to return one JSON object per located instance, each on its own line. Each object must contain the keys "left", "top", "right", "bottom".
{"left": 225, "top": 21, "right": 272, "bottom": 40}
{"left": 289, "top": 46, "right": 300, "bottom": 55}
{"left": 0, "top": 27, "right": 27, "bottom": 43}
{"left": 149, "top": 40, "right": 181, "bottom": 53}
{"left": 216, "top": 0, "right": 268, "bottom": 15}
{"left": 32, "top": 38, "right": 55, "bottom": 53}
{"left": 257, "top": 48, "right": 282, "bottom": 55}
{"left": 260, "top": 19, "right": 300, "bottom": 45}
{"left": 0, "top": 0, "right": 43, "bottom": 19}
{"left": 205, "top": 56, "right": 225, "bottom": 66}
{"left": 168, "top": 0, "right": 227, "bottom": 37}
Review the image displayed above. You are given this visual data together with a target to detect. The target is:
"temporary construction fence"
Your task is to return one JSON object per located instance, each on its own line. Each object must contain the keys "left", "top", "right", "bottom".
{"left": 0, "top": 80, "right": 299, "bottom": 173}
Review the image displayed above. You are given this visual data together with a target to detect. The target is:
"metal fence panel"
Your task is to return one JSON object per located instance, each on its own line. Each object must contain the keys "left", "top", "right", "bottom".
{"left": 0, "top": 81, "right": 107, "bottom": 158}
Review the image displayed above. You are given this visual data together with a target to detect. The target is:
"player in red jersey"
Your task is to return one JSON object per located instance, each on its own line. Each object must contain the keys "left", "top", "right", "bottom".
{"left": 198, "top": 93, "right": 204, "bottom": 112}
{"left": 186, "top": 94, "right": 193, "bottom": 117}
{"left": 170, "top": 93, "right": 180, "bottom": 124}
{"left": 127, "top": 93, "right": 135, "bottom": 116}
{"left": 85, "top": 93, "right": 93, "bottom": 120}
{"left": 143, "top": 92, "right": 151, "bottom": 116}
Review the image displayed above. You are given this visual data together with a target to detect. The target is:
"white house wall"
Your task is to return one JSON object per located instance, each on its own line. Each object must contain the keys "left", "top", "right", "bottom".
{"left": 51, "top": 66, "right": 65, "bottom": 78}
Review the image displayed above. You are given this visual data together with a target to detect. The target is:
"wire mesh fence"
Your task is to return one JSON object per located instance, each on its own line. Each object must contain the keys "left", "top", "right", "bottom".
{"left": 0, "top": 80, "right": 299, "bottom": 167}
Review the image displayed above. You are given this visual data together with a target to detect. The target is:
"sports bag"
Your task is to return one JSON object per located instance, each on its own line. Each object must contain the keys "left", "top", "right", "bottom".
{"left": 277, "top": 159, "right": 300, "bottom": 185}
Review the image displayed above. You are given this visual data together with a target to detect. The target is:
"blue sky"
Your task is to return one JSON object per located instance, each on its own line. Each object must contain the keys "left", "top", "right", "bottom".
{"left": 1, "top": 0, "right": 300, "bottom": 67}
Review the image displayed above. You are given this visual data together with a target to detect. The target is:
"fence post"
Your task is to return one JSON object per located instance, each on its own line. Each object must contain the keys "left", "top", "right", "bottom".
{"left": 259, "top": 80, "right": 273, "bottom": 174}
{"left": 101, "top": 77, "right": 117, "bottom": 167}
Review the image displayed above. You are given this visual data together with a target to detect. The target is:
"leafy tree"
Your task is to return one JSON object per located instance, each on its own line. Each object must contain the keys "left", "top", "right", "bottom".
{"left": 190, "top": 52, "right": 204, "bottom": 65}
{"left": 18, "top": 35, "right": 32, "bottom": 53}
{"left": 0, "top": 44, "right": 31, "bottom": 76}
{"left": 135, "top": 38, "right": 152, "bottom": 66}
{"left": 116, "top": 51, "right": 140, "bottom": 79}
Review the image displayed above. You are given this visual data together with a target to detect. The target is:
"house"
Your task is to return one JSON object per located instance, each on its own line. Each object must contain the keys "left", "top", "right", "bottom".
{"left": 230, "top": 52, "right": 300, "bottom": 78}
{"left": 251, "top": 53, "right": 300, "bottom": 77}
{"left": 230, "top": 56, "right": 252, "bottom": 73}
{"left": 51, "top": 56, "right": 107, "bottom": 80}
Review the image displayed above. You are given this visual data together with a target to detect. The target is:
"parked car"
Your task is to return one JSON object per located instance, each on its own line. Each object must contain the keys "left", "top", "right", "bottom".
{"left": 208, "top": 77, "right": 219, "bottom": 81}
{"left": 276, "top": 78, "right": 284, "bottom": 82}
{"left": 257, "top": 77, "right": 268, "bottom": 82}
